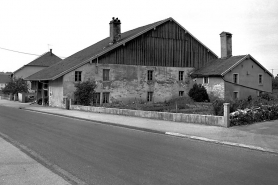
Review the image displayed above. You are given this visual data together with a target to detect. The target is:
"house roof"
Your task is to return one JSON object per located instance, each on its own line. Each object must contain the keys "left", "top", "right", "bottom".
{"left": 26, "top": 51, "right": 62, "bottom": 67}
{"left": 26, "top": 17, "right": 217, "bottom": 81}
{"left": 13, "top": 50, "right": 62, "bottom": 75}
{"left": 0, "top": 74, "right": 11, "bottom": 83}
{"left": 191, "top": 54, "right": 273, "bottom": 77}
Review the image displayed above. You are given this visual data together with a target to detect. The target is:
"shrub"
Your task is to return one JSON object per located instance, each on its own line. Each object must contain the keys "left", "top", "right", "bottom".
{"left": 74, "top": 80, "right": 97, "bottom": 106}
{"left": 188, "top": 83, "right": 210, "bottom": 102}
{"left": 2, "top": 78, "right": 28, "bottom": 95}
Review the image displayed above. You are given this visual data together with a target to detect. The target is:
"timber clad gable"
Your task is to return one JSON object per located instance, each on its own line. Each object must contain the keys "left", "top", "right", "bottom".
{"left": 99, "top": 20, "right": 217, "bottom": 68}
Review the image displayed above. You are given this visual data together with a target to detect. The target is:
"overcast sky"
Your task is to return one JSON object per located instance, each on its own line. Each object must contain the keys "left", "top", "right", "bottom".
{"left": 1, "top": 0, "right": 278, "bottom": 76}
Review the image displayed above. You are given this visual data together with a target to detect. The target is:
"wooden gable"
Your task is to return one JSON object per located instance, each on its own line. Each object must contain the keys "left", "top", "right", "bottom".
{"left": 98, "top": 20, "right": 217, "bottom": 69}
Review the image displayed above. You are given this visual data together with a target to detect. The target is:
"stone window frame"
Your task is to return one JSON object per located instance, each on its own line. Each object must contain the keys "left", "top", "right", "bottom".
{"left": 233, "top": 73, "right": 239, "bottom": 84}
{"left": 233, "top": 91, "right": 239, "bottom": 99}
{"left": 179, "top": 91, "right": 184, "bottom": 97}
{"left": 147, "top": 70, "right": 154, "bottom": 81}
{"left": 102, "top": 92, "right": 110, "bottom": 104}
{"left": 258, "top": 73, "right": 263, "bottom": 85}
{"left": 203, "top": 77, "right": 209, "bottom": 84}
{"left": 178, "top": 71, "right": 184, "bottom": 81}
{"left": 75, "top": 71, "right": 82, "bottom": 82}
{"left": 103, "top": 69, "right": 110, "bottom": 81}
{"left": 147, "top": 91, "right": 153, "bottom": 102}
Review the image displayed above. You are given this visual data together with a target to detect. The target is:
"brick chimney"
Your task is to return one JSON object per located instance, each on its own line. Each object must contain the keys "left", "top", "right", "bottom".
{"left": 110, "top": 17, "right": 121, "bottom": 44}
{"left": 220, "top": 32, "right": 232, "bottom": 58}
{"left": 50, "top": 49, "right": 52, "bottom": 56}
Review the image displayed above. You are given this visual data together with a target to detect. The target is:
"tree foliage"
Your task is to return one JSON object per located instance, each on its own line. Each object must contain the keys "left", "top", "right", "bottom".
{"left": 74, "top": 80, "right": 97, "bottom": 106}
{"left": 188, "top": 83, "right": 210, "bottom": 102}
{"left": 272, "top": 75, "right": 278, "bottom": 89}
{"left": 2, "top": 78, "right": 28, "bottom": 95}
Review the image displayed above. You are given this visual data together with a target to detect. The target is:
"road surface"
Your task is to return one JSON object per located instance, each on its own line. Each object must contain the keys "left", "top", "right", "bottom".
{"left": 0, "top": 106, "right": 278, "bottom": 185}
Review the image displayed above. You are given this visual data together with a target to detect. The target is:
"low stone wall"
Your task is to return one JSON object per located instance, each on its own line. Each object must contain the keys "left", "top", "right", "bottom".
{"left": 70, "top": 105, "right": 228, "bottom": 127}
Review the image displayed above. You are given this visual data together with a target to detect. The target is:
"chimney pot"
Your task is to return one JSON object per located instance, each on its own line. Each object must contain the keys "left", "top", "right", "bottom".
{"left": 50, "top": 49, "right": 52, "bottom": 55}
{"left": 220, "top": 32, "right": 232, "bottom": 59}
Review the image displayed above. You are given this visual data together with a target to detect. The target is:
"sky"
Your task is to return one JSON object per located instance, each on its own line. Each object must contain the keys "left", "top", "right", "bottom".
{"left": 0, "top": 0, "right": 278, "bottom": 76}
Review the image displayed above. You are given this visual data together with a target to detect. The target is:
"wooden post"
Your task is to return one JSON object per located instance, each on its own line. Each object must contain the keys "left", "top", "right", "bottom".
{"left": 224, "top": 103, "right": 230, "bottom": 128}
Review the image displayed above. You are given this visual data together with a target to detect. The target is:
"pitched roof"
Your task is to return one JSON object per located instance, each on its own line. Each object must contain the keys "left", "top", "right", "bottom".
{"left": 0, "top": 74, "right": 11, "bottom": 83}
{"left": 13, "top": 50, "right": 62, "bottom": 75}
{"left": 26, "top": 51, "right": 62, "bottom": 67}
{"left": 191, "top": 54, "right": 272, "bottom": 77}
{"left": 26, "top": 17, "right": 217, "bottom": 81}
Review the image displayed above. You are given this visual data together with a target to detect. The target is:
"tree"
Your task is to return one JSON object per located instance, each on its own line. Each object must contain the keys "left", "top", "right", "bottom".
{"left": 272, "top": 75, "right": 278, "bottom": 89}
{"left": 74, "top": 80, "right": 97, "bottom": 106}
{"left": 188, "top": 83, "right": 210, "bottom": 102}
{"left": 2, "top": 78, "right": 28, "bottom": 95}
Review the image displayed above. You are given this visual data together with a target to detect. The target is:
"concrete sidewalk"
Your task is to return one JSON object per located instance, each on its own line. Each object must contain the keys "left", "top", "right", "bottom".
{"left": 0, "top": 136, "right": 70, "bottom": 185}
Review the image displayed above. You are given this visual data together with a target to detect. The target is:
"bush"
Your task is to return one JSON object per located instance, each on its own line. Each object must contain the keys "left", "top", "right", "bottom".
{"left": 2, "top": 78, "right": 28, "bottom": 95}
{"left": 74, "top": 80, "right": 97, "bottom": 106}
{"left": 188, "top": 83, "right": 210, "bottom": 102}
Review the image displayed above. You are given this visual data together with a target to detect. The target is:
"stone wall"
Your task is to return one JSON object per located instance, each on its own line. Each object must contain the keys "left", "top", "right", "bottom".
{"left": 63, "top": 63, "right": 195, "bottom": 104}
{"left": 195, "top": 77, "right": 225, "bottom": 99}
{"left": 70, "top": 105, "right": 226, "bottom": 127}
{"left": 49, "top": 77, "right": 63, "bottom": 107}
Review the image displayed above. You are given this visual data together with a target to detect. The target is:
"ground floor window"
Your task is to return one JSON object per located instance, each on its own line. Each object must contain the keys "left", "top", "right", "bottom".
{"left": 93, "top": 93, "right": 101, "bottom": 105}
{"left": 233, "top": 91, "right": 239, "bottom": 99}
{"left": 147, "top": 92, "right": 153, "bottom": 102}
{"left": 179, "top": 91, "right": 184, "bottom": 97}
{"left": 102, "top": 92, "right": 110, "bottom": 103}
{"left": 203, "top": 77, "right": 209, "bottom": 84}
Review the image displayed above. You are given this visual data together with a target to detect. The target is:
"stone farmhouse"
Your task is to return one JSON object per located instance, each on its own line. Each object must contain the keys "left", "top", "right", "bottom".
{"left": 25, "top": 17, "right": 272, "bottom": 107}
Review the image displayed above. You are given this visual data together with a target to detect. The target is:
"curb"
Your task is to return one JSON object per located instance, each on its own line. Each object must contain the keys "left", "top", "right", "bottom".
{"left": 165, "top": 132, "right": 277, "bottom": 154}
{"left": 23, "top": 107, "right": 278, "bottom": 155}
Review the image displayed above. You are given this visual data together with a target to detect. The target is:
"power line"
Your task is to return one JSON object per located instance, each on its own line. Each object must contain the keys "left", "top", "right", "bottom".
{"left": 0, "top": 46, "right": 66, "bottom": 59}
{"left": 0, "top": 47, "right": 41, "bottom": 56}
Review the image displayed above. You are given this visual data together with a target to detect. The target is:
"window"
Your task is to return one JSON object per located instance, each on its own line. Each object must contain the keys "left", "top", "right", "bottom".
{"left": 75, "top": 71, "right": 82, "bottom": 82}
{"left": 233, "top": 91, "right": 239, "bottom": 99}
{"left": 147, "top": 70, "right": 153, "bottom": 81}
{"left": 147, "top": 92, "right": 153, "bottom": 102}
{"left": 102, "top": 92, "right": 110, "bottom": 103}
{"left": 103, "top": 69, "right": 110, "bottom": 81}
{"left": 233, "top": 73, "right": 238, "bottom": 84}
{"left": 203, "top": 77, "right": 209, "bottom": 84}
{"left": 179, "top": 91, "right": 184, "bottom": 97}
{"left": 259, "top": 74, "right": 263, "bottom": 85}
{"left": 93, "top": 93, "right": 100, "bottom": 105}
{"left": 179, "top": 71, "right": 184, "bottom": 81}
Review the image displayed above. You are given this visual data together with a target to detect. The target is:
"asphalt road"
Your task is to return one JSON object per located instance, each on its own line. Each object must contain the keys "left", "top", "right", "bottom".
{"left": 0, "top": 106, "right": 278, "bottom": 185}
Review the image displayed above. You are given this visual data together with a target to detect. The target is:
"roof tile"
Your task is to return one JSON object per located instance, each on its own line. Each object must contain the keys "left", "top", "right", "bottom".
{"left": 191, "top": 55, "right": 247, "bottom": 77}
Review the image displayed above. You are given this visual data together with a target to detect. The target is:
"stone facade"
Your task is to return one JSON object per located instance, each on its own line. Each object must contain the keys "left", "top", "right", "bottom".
{"left": 195, "top": 77, "right": 225, "bottom": 99}
{"left": 55, "top": 63, "right": 195, "bottom": 107}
